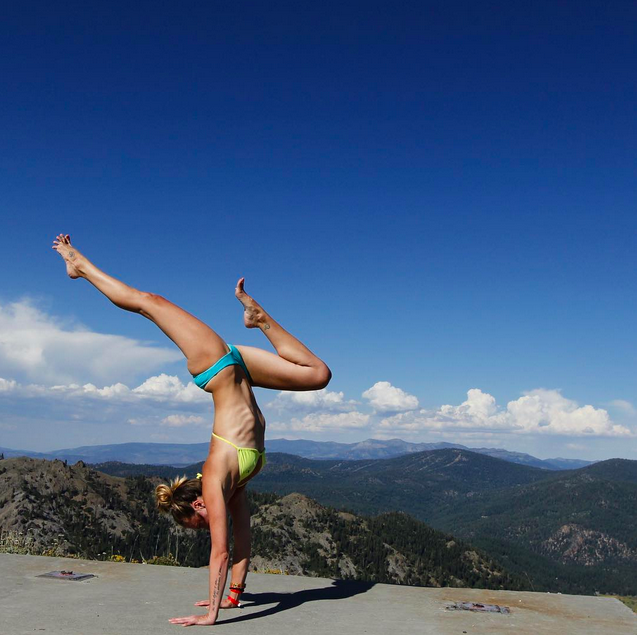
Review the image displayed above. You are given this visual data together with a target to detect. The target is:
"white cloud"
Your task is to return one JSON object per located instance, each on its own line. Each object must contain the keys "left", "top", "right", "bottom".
{"left": 132, "top": 374, "right": 206, "bottom": 403}
{"left": 378, "top": 388, "right": 632, "bottom": 438}
{"left": 269, "top": 411, "right": 370, "bottom": 433}
{"left": 161, "top": 414, "right": 207, "bottom": 428}
{"left": 0, "top": 373, "right": 213, "bottom": 442}
{"left": 0, "top": 300, "right": 181, "bottom": 386}
{"left": 0, "top": 378, "right": 18, "bottom": 393}
{"left": 78, "top": 383, "right": 131, "bottom": 398}
{"left": 507, "top": 389, "right": 621, "bottom": 435}
{"left": 0, "top": 374, "right": 209, "bottom": 407}
{"left": 362, "top": 381, "right": 419, "bottom": 413}
{"left": 266, "top": 388, "right": 358, "bottom": 412}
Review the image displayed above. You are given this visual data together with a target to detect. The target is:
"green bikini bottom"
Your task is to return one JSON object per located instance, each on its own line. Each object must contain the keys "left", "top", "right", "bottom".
{"left": 212, "top": 433, "right": 266, "bottom": 483}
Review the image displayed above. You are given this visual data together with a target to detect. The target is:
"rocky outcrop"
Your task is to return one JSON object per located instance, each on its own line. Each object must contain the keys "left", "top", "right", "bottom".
{"left": 543, "top": 524, "right": 637, "bottom": 566}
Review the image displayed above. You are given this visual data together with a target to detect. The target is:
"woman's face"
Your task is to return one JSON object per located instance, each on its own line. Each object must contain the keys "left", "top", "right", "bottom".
{"left": 182, "top": 498, "right": 209, "bottom": 531}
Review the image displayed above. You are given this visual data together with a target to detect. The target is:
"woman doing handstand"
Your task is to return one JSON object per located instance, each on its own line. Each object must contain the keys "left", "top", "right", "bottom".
{"left": 52, "top": 234, "right": 331, "bottom": 627}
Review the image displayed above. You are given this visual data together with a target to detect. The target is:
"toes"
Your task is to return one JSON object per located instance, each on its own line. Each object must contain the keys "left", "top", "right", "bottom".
{"left": 52, "top": 234, "right": 71, "bottom": 251}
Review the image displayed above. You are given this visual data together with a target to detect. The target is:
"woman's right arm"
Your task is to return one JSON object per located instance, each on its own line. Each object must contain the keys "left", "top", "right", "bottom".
{"left": 170, "top": 478, "right": 230, "bottom": 627}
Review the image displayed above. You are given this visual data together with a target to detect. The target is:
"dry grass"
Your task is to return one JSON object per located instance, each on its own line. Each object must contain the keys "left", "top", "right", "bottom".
{"left": 604, "top": 596, "right": 637, "bottom": 614}
{"left": 0, "top": 530, "right": 51, "bottom": 556}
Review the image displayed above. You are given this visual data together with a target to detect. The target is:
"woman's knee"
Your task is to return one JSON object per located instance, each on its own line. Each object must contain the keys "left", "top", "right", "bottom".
{"left": 310, "top": 363, "right": 332, "bottom": 390}
{"left": 137, "top": 291, "right": 166, "bottom": 317}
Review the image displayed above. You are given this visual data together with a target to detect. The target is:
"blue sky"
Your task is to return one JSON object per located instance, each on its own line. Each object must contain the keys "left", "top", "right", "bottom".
{"left": 1, "top": 1, "right": 637, "bottom": 459}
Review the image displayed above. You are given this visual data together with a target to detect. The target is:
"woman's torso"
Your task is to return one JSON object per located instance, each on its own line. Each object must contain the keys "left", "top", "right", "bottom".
{"left": 205, "top": 365, "right": 266, "bottom": 487}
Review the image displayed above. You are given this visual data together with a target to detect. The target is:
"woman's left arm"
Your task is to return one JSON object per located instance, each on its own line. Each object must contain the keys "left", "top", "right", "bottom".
{"left": 206, "top": 478, "right": 231, "bottom": 622}
{"left": 169, "top": 478, "right": 229, "bottom": 627}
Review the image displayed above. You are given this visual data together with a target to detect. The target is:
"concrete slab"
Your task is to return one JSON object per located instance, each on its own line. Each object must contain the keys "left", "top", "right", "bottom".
{"left": 1, "top": 553, "right": 635, "bottom": 635}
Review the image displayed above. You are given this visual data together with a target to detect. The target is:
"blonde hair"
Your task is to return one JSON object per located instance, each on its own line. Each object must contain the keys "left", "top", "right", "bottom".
{"left": 155, "top": 476, "right": 202, "bottom": 526}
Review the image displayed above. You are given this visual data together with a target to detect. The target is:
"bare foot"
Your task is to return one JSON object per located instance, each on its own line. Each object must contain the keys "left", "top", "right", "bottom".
{"left": 51, "top": 234, "right": 82, "bottom": 279}
{"left": 235, "top": 278, "right": 270, "bottom": 330}
{"left": 194, "top": 599, "right": 240, "bottom": 609}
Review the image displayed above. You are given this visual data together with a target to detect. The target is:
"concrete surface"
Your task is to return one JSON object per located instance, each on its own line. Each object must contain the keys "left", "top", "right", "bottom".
{"left": 1, "top": 553, "right": 635, "bottom": 635}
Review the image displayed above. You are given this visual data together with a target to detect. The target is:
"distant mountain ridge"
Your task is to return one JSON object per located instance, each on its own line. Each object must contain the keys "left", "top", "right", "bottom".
{"left": 0, "top": 438, "right": 594, "bottom": 470}
{"left": 0, "top": 442, "right": 209, "bottom": 466}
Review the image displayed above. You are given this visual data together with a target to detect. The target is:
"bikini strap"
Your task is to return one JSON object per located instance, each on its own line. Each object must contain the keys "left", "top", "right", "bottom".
{"left": 212, "top": 432, "right": 240, "bottom": 450}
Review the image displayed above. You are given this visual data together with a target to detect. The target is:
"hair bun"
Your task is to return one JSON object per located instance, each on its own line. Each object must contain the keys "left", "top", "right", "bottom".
{"left": 155, "top": 483, "right": 174, "bottom": 512}
{"left": 154, "top": 475, "right": 201, "bottom": 525}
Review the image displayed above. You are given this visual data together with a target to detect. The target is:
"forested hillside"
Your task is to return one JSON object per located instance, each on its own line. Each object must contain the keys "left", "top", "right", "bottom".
{"left": 91, "top": 449, "right": 637, "bottom": 595}
{"left": 0, "top": 457, "right": 521, "bottom": 591}
{"left": 431, "top": 459, "right": 637, "bottom": 594}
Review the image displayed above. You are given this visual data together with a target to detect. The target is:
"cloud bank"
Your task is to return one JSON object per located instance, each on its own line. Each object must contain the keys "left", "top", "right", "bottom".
{"left": 0, "top": 374, "right": 208, "bottom": 406}
{"left": 269, "top": 411, "right": 371, "bottom": 433}
{"left": 0, "top": 300, "right": 633, "bottom": 446}
{"left": 0, "top": 300, "right": 181, "bottom": 386}
{"left": 1, "top": 370, "right": 632, "bottom": 441}
{"left": 0, "top": 373, "right": 212, "bottom": 436}
{"left": 378, "top": 388, "right": 631, "bottom": 437}
{"left": 267, "top": 388, "right": 359, "bottom": 412}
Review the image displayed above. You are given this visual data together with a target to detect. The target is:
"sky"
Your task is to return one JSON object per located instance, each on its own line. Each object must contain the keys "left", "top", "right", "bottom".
{"left": 1, "top": 1, "right": 637, "bottom": 460}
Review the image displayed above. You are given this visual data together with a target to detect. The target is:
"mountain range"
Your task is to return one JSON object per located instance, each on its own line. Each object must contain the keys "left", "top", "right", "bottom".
{"left": 0, "top": 438, "right": 593, "bottom": 470}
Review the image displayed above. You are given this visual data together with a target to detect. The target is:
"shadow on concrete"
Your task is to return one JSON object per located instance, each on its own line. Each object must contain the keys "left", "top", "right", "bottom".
{"left": 218, "top": 579, "right": 376, "bottom": 625}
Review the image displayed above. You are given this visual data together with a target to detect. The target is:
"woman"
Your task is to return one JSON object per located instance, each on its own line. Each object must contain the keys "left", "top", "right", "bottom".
{"left": 52, "top": 234, "right": 331, "bottom": 627}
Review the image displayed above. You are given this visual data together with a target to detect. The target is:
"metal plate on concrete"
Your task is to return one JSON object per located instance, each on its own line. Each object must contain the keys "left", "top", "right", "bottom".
{"left": 447, "top": 601, "right": 510, "bottom": 614}
{"left": 37, "top": 570, "right": 96, "bottom": 581}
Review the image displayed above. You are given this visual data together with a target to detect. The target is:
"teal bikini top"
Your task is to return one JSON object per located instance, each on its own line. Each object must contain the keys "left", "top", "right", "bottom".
{"left": 191, "top": 344, "right": 253, "bottom": 389}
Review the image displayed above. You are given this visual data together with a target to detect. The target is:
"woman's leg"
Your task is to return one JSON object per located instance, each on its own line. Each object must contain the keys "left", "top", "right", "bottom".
{"left": 52, "top": 234, "right": 227, "bottom": 376}
{"left": 235, "top": 279, "right": 331, "bottom": 391}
